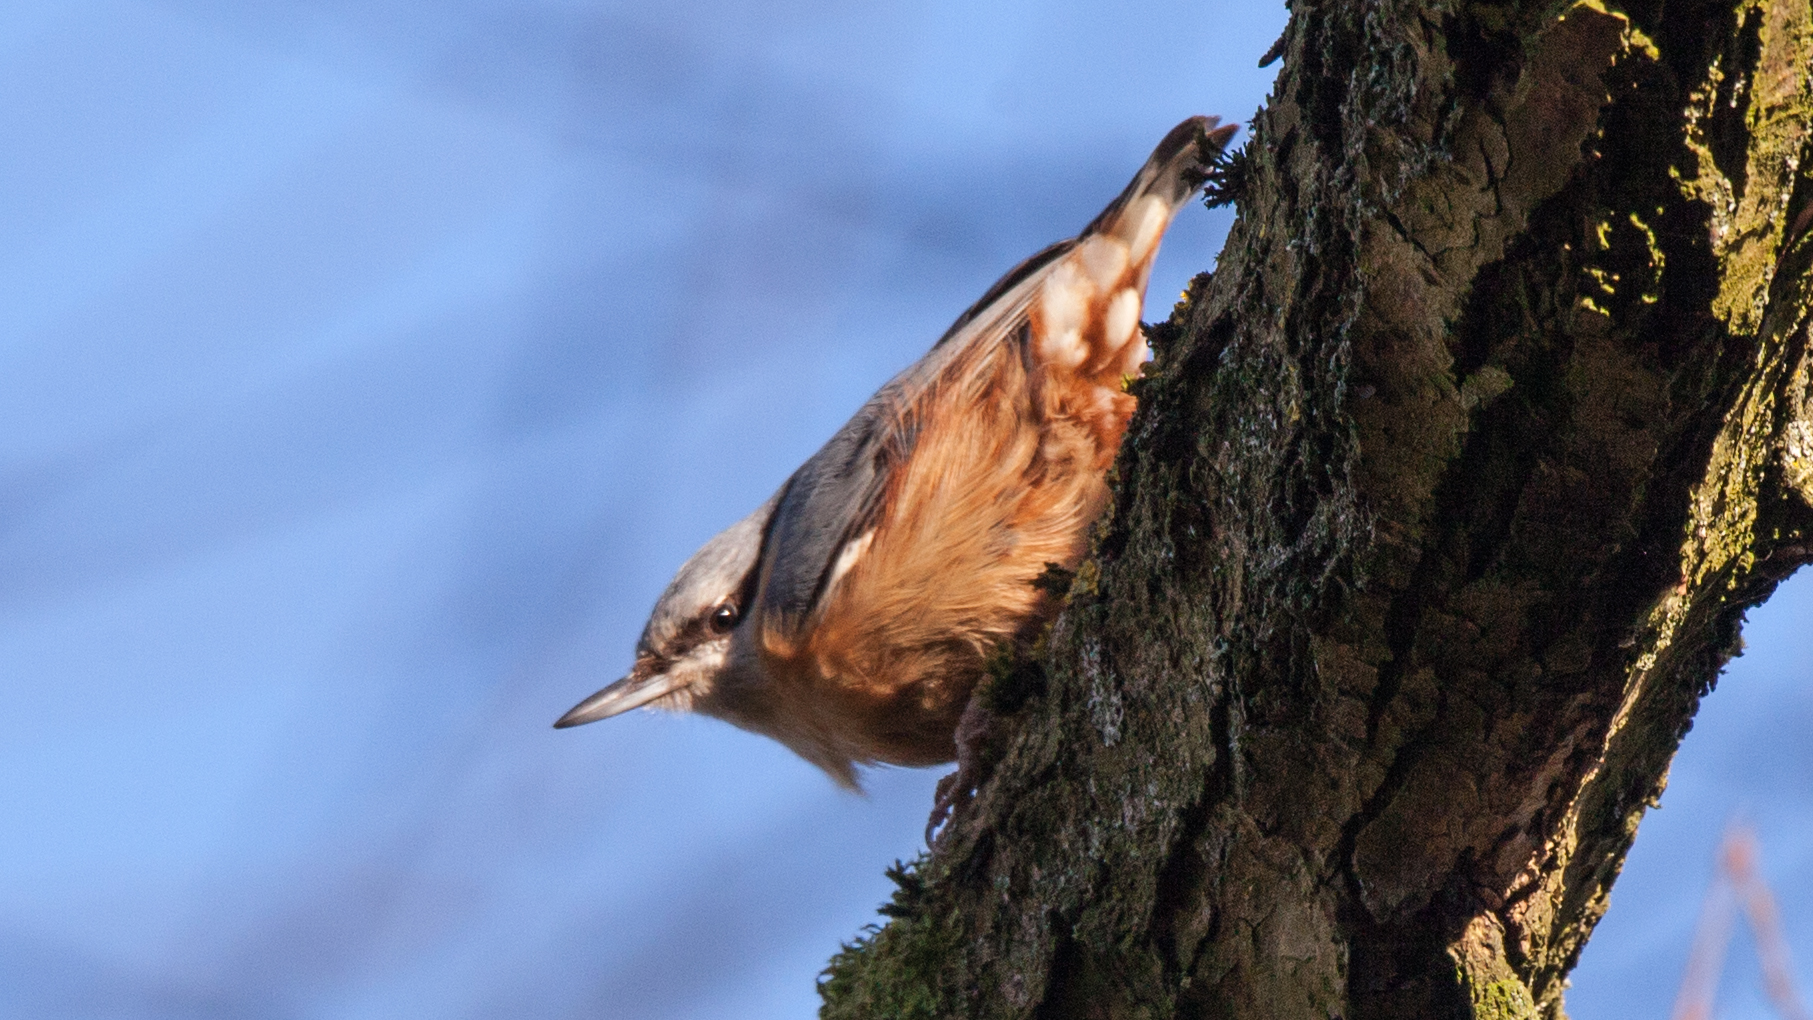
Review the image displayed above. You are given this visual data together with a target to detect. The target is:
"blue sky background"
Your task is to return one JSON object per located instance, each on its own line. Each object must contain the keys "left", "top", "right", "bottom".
{"left": 0, "top": 2, "right": 1805, "bottom": 1018}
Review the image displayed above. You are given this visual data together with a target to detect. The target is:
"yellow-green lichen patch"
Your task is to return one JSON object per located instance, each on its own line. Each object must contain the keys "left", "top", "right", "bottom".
{"left": 1453, "top": 914, "right": 1541, "bottom": 1020}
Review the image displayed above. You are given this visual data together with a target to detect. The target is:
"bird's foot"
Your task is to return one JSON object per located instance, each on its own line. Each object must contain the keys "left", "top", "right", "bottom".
{"left": 925, "top": 695, "right": 998, "bottom": 845}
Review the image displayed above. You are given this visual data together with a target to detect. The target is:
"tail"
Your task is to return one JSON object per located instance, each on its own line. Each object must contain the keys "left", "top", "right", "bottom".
{"left": 1080, "top": 115, "right": 1238, "bottom": 266}
{"left": 1027, "top": 115, "right": 1238, "bottom": 385}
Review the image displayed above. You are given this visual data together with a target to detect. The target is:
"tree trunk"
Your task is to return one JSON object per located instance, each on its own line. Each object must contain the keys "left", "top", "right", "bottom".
{"left": 818, "top": 0, "right": 1813, "bottom": 1017}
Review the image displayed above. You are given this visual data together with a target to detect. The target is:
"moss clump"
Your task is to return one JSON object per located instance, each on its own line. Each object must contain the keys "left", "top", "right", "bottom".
{"left": 1200, "top": 142, "right": 1251, "bottom": 210}
{"left": 819, "top": 857, "right": 968, "bottom": 1020}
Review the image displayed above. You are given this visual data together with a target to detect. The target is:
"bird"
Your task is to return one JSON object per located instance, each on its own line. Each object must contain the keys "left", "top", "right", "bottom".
{"left": 556, "top": 116, "right": 1236, "bottom": 791}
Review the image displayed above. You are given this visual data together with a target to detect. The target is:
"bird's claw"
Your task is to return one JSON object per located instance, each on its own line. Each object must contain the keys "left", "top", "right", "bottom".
{"left": 925, "top": 694, "right": 998, "bottom": 845}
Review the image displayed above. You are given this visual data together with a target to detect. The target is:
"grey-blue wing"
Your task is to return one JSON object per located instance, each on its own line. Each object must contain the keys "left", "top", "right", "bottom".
{"left": 755, "top": 384, "right": 907, "bottom": 626}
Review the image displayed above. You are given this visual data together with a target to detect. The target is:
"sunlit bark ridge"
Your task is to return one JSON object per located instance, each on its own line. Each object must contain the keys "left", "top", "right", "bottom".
{"left": 819, "top": 1, "right": 1813, "bottom": 1017}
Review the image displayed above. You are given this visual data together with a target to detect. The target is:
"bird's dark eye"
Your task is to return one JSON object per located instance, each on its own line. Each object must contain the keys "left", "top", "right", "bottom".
{"left": 709, "top": 601, "right": 739, "bottom": 634}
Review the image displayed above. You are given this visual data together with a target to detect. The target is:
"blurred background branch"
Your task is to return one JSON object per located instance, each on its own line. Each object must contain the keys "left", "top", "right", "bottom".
{"left": 1673, "top": 827, "right": 1810, "bottom": 1020}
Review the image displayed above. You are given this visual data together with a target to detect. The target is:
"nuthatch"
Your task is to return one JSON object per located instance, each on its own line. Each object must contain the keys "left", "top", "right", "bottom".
{"left": 557, "top": 116, "right": 1235, "bottom": 789}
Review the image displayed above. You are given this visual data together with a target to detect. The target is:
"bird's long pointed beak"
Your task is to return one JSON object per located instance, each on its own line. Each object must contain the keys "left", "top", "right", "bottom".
{"left": 554, "top": 665, "right": 680, "bottom": 728}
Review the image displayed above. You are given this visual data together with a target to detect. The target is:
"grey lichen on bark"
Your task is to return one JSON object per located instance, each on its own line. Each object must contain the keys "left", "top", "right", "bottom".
{"left": 819, "top": 0, "right": 1813, "bottom": 1018}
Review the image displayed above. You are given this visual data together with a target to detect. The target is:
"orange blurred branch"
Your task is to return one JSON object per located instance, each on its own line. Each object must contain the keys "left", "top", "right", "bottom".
{"left": 1671, "top": 826, "right": 1809, "bottom": 1020}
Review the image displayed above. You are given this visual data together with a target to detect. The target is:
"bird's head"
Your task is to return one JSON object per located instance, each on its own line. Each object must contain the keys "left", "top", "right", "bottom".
{"left": 554, "top": 499, "right": 772, "bottom": 729}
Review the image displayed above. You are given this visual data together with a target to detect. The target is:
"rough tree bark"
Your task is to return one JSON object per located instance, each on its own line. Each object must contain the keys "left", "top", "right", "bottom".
{"left": 817, "top": 0, "right": 1813, "bottom": 1017}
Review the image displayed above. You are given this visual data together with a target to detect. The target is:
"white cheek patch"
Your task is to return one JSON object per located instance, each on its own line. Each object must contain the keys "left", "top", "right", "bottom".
{"left": 653, "top": 686, "right": 698, "bottom": 712}
{"left": 1104, "top": 287, "right": 1142, "bottom": 352}
{"left": 825, "top": 528, "right": 875, "bottom": 596}
{"left": 660, "top": 639, "right": 729, "bottom": 710}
